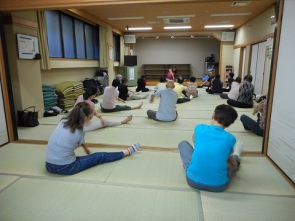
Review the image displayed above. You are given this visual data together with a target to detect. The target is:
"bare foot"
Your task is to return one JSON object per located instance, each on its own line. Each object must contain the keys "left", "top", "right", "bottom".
{"left": 121, "top": 115, "right": 133, "bottom": 124}
{"left": 138, "top": 102, "right": 143, "bottom": 109}
{"left": 123, "top": 149, "right": 130, "bottom": 157}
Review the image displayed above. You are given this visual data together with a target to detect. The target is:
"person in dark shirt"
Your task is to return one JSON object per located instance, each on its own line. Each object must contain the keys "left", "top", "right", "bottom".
{"left": 118, "top": 78, "right": 149, "bottom": 100}
{"left": 136, "top": 75, "right": 150, "bottom": 92}
{"left": 206, "top": 74, "right": 223, "bottom": 94}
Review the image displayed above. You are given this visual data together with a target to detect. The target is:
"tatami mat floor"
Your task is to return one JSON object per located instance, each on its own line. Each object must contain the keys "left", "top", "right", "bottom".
{"left": 1, "top": 87, "right": 294, "bottom": 220}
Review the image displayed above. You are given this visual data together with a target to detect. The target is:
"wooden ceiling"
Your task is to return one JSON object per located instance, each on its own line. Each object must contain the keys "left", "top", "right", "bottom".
{"left": 0, "top": 0, "right": 277, "bottom": 37}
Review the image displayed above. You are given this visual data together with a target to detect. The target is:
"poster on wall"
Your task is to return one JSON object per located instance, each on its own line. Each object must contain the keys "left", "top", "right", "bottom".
{"left": 16, "top": 33, "right": 39, "bottom": 59}
{"left": 109, "top": 46, "right": 113, "bottom": 60}
{"left": 129, "top": 67, "right": 134, "bottom": 80}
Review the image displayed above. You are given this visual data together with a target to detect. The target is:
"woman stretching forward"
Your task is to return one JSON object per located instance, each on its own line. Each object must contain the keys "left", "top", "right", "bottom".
{"left": 75, "top": 86, "right": 132, "bottom": 132}
{"left": 45, "top": 102, "right": 140, "bottom": 175}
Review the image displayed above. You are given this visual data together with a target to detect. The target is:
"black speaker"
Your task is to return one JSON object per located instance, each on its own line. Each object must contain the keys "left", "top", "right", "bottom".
{"left": 205, "top": 57, "right": 215, "bottom": 62}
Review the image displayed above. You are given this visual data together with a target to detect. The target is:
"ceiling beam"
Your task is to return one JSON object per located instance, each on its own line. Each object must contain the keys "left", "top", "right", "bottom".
{"left": 0, "top": 0, "right": 250, "bottom": 12}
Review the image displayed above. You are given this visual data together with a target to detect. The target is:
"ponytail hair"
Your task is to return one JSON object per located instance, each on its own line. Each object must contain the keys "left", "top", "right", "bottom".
{"left": 63, "top": 102, "right": 92, "bottom": 133}
{"left": 83, "top": 86, "right": 97, "bottom": 100}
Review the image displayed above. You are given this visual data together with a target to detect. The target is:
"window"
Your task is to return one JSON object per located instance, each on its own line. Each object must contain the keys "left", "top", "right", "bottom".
{"left": 74, "top": 19, "right": 86, "bottom": 59}
{"left": 61, "top": 14, "right": 75, "bottom": 58}
{"left": 85, "top": 24, "right": 93, "bottom": 59}
{"left": 45, "top": 10, "right": 99, "bottom": 60}
{"left": 45, "top": 11, "right": 62, "bottom": 58}
{"left": 93, "top": 27, "right": 99, "bottom": 60}
{"left": 113, "top": 34, "right": 120, "bottom": 61}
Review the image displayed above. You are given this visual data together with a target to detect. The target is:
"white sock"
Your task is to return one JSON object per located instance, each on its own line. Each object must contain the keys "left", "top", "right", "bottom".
{"left": 233, "top": 140, "right": 244, "bottom": 157}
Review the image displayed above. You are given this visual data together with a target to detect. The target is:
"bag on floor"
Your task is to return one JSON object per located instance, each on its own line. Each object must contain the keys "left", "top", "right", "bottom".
{"left": 17, "top": 106, "right": 39, "bottom": 127}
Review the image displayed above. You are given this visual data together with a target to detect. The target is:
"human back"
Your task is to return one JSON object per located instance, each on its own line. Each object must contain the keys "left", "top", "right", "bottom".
{"left": 156, "top": 81, "right": 178, "bottom": 121}
{"left": 188, "top": 124, "right": 236, "bottom": 186}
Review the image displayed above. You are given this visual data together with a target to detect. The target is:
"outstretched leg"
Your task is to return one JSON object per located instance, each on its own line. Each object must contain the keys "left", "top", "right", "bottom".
{"left": 121, "top": 115, "right": 133, "bottom": 124}
{"left": 131, "top": 102, "right": 143, "bottom": 110}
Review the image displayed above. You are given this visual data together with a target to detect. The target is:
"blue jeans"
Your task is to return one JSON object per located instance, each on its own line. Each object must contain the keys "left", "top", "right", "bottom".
{"left": 178, "top": 140, "right": 239, "bottom": 192}
{"left": 240, "top": 114, "right": 264, "bottom": 137}
{"left": 46, "top": 151, "right": 124, "bottom": 175}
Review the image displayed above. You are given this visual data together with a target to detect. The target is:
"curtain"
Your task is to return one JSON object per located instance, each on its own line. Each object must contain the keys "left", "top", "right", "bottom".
{"left": 36, "top": 11, "right": 51, "bottom": 70}
{"left": 99, "top": 26, "right": 108, "bottom": 68}
{"left": 120, "top": 36, "right": 125, "bottom": 67}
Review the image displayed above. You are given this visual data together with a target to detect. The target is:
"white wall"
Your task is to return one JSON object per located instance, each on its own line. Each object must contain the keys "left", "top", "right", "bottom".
{"left": 5, "top": 11, "right": 44, "bottom": 116}
{"left": 41, "top": 68, "right": 96, "bottom": 85}
{"left": 134, "top": 37, "right": 220, "bottom": 78}
{"left": 267, "top": 0, "right": 295, "bottom": 183}
{"left": 234, "top": 6, "right": 275, "bottom": 79}
{"left": 235, "top": 6, "right": 276, "bottom": 45}
{"left": 220, "top": 41, "right": 234, "bottom": 81}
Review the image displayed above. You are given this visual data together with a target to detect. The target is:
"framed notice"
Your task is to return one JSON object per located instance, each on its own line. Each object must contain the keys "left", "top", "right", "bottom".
{"left": 16, "top": 33, "right": 39, "bottom": 59}
{"left": 109, "top": 46, "right": 113, "bottom": 60}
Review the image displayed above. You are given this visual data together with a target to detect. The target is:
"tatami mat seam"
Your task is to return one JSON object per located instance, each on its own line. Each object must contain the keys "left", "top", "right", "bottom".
{"left": 2, "top": 172, "right": 294, "bottom": 198}
{"left": 0, "top": 176, "right": 21, "bottom": 194}
{"left": 197, "top": 191, "right": 205, "bottom": 221}
{"left": 0, "top": 173, "right": 195, "bottom": 193}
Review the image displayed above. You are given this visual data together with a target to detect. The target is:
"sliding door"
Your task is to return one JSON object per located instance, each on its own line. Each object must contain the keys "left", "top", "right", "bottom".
{"left": 267, "top": 0, "right": 295, "bottom": 183}
{"left": 0, "top": 82, "right": 8, "bottom": 145}
{"left": 250, "top": 42, "right": 267, "bottom": 95}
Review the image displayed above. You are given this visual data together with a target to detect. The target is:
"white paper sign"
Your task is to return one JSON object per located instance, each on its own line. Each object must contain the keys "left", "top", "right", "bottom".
{"left": 17, "top": 33, "right": 39, "bottom": 59}
{"left": 129, "top": 67, "right": 134, "bottom": 80}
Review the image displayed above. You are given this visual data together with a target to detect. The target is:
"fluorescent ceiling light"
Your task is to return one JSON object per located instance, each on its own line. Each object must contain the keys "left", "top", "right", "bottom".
{"left": 108, "top": 17, "right": 144, "bottom": 20}
{"left": 211, "top": 13, "right": 251, "bottom": 16}
{"left": 204, "top": 25, "right": 234, "bottom": 28}
{"left": 125, "top": 27, "right": 152, "bottom": 30}
{"left": 157, "top": 15, "right": 195, "bottom": 18}
{"left": 164, "top": 26, "right": 192, "bottom": 29}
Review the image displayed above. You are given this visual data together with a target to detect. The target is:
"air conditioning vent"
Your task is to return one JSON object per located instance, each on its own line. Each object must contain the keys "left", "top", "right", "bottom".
{"left": 163, "top": 18, "right": 190, "bottom": 24}
{"left": 231, "top": 1, "right": 251, "bottom": 6}
{"left": 221, "top": 32, "right": 235, "bottom": 41}
{"left": 217, "top": 20, "right": 230, "bottom": 24}
{"left": 124, "top": 35, "right": 136, "bottom": 44}
{"left": 147, "top": 20, "right": 159, "bottom": 24}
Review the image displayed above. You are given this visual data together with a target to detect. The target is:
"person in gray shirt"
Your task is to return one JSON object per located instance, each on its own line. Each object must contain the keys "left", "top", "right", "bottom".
{"left": 147, "top": 81, "right": 178, "bottom": 122}
{"left": 45, "top": 102, "right": 140, "bottom": 175}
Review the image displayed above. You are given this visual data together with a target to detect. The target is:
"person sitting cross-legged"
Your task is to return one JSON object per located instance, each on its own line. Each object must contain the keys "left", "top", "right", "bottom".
{"left": 174, "top": 76, "right": 191, "bottom": 103}
{"left": 178, "top": 104, "right": 244, "bottom": 192}
{"left": 147, "top": 81, "right": 178, "bottom": 122}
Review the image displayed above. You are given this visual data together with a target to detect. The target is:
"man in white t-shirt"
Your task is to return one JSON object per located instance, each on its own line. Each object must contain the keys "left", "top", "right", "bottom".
{"left": 100, "top": 79, "right": 143, "bottom": 112}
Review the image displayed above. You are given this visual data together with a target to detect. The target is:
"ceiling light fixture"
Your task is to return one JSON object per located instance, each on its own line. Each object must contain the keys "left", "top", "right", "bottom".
{"left": 157, "top": 15, "right": 195, "bottom": 18}
{"left": 204, "top": 25, "right": 234, "bottom": 28}
{"left": 108, "top": 17, "right": 144, "bottom": 20}
{"left": 211, "top": 13, "right": 251, "bottom": 17}
{"left": 125, "top": 27, "right": 152, "bottom": 30}
{"left": 164, "top": 26, "right": 192, "bottom": 30}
